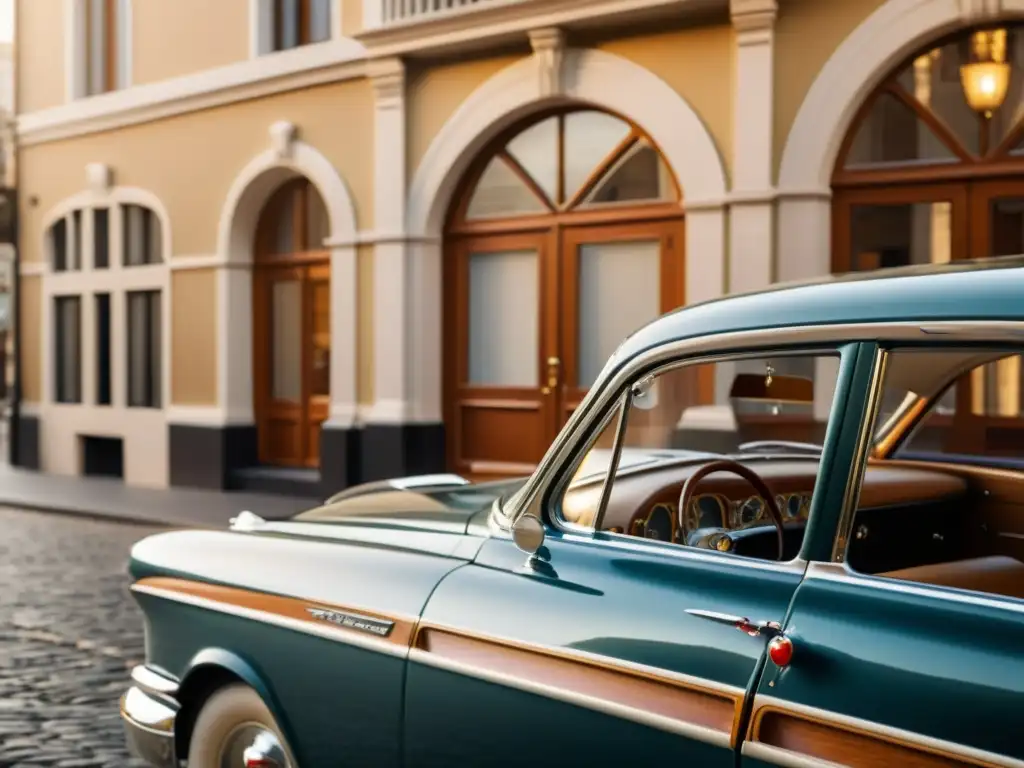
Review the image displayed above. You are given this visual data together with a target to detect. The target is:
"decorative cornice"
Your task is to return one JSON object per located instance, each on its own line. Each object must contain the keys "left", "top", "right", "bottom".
{"left": 17, "top": 40, "right": 367, "bottom": 147}
{"left": 529, "top": 27, "right": 567, "bottom": 98}
{"left": 367, "top": 56, "right": 405, "bottom": 109}
{"left": 730, "top": 0, "right": 777, "bottom": 45}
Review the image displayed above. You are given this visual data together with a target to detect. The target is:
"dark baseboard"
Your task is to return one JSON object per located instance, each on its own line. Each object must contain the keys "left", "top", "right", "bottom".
{"left": 320, "top": 422, "right": 361, "bottom": 497}
{"left": 169, "top": 423, "right": 258, "bottom": 491}
{"left": 358, "top": 422, "right": 446, "bottom": 483}
{"left": 230, "top": 465, "right": 323, "bottom": 499}
{"left": 13, "top": 414, "right": 39, "bottom": 470}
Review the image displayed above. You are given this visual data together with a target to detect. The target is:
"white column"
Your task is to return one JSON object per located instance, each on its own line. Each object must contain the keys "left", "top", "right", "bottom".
{"left": 367, "top": 57, "right": 410, "bottom": 425}
{"left": 328, "top": 243, "right": 359, "bottom": 425}
{"left": 729, "top": 0, "right": 777, "bottom": 295}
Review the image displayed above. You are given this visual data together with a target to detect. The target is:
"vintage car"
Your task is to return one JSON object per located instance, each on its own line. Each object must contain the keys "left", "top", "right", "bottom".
{"left": 121, "top": 256, "right": 1024, "bottom": 768}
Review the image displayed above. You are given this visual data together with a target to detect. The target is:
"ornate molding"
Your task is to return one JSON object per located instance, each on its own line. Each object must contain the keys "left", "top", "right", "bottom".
{"left": 268, "top": 120, "right": 298, "bottom": 159}
{"left": 958, "top": 0, "right": 1003, "bottom": 22}
{"left": 529, "top": 27, "right": 567, "bottom": 98}
{"left": 368, "top": 57, "right": 405, "bottom": 110}
{"left": 85, "top": 162, "right": 113, "bottom": 194}
{"left": 731, "top": 0, "right": 777, "bottom": 45}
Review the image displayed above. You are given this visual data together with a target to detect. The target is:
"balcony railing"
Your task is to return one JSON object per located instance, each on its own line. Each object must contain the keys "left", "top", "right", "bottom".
{"left": 363, "top": 0, "right": 512, "bottom": 29}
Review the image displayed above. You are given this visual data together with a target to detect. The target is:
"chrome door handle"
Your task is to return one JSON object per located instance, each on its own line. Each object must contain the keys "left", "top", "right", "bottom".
{"left": 686, "top": 608, "right": 783, "bottom": 639}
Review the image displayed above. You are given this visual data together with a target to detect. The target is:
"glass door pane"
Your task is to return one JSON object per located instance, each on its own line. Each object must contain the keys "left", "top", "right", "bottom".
{"left": 467, "top": 249, "right": 539, "bottom": 387}
{"left": 309, "top": 276, "right": 330, "bottom": 397}
{"left": 849, "top": 201, "right": 954, "bottom": 270}
{"left": 576, "top": 240, "right": 661, "bottom": 388}
{"left": 271, "top": 278, "right": 303, "bottom": 401}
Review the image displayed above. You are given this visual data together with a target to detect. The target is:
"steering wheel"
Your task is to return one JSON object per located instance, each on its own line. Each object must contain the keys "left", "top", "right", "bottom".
{"left": 677, "top": 459, "right": 785, "bottom": 561}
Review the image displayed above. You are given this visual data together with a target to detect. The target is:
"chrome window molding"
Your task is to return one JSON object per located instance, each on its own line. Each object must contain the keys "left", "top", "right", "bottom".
{"left": 805, "top": 561, "right": 1024, "bottom": 617}
{"left": 830, "top": 346, "right": 887, "bottom": 563}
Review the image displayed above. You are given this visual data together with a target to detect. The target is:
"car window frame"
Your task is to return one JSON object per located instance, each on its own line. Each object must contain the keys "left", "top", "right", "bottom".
{"left": 821, "top": 335, "right": 1024, "bottom": 615}
{"left": 539, "top": 343, "right": 858, "bottom": 570}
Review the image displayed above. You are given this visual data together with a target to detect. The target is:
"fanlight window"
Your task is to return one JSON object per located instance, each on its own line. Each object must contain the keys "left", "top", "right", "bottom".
{"left": 461, "top": 110, "right": 677, "bottom": 221}
{"left": 258, "top": 179, "right": 330, "bottom": 257}
{"left": 838, "top": 25, "right": 1024, "bottom": 177}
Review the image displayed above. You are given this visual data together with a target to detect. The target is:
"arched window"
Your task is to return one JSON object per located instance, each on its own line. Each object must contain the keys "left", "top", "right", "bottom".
{"left": 444, "top": 106, "right": 691, "bottom": 478}
{"left": 833, "top": 23, "right": 1024, "bottom": 439}
{"left": 253, "top": 177, "right": 331, "bottom": 469}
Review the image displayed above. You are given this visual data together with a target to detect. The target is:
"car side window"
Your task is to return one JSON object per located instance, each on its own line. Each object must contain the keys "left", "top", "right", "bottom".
{"left": 846, "top": 347, "right": 1024, "bottom": 603}
{"left": 553, "top": 351, "right": 842, "bottom": 562}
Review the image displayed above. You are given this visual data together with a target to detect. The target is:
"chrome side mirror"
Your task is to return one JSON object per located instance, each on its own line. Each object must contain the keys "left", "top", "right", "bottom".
{"left": 512, "top": 514, "right": 545, "bottom": 556}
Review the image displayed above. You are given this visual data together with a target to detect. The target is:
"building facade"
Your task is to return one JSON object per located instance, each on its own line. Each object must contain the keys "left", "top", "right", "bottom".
{"left": 12, "top": 0, "right": 1024, "bottom": 495}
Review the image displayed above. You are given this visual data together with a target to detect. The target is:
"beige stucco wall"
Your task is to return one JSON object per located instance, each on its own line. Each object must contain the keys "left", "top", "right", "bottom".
{"left": 774, "top": 0, "right": 888, "bottom": 180}
{"left": 357, "top": 243, "right": 374, "bottom": 405}
{"left": 18, "top": 79, "right": 375, "bottom": 261}
{"left": 171, "top": 269, "right": 218, "bottom": 405}
{"left": 601, "top": 26, "right": 734, "bottom": 183}
{"left": 406, "top": 54, "right": 526, "bottom": 183}
{"left": 132, "top": 0, "right": 250, "bottom": 86}
{"left": 19, "top": 276, "right": 41, "bottom": 403}
{"left": 17, "top": 0, "right": 65, "bottom": 113}
{"left": 342, "top": 0, "right": 363, "bottom": 37}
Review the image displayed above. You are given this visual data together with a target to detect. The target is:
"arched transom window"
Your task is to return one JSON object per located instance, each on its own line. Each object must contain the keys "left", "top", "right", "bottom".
{"left": 453, "top": 109, "right": 678, "bottom": 226}
{"left": 833, "top": 24, "right": 1024, "bottom": 434}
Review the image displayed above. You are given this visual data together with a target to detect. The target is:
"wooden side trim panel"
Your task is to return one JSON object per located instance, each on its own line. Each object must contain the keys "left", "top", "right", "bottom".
{"left": 131, "top": 577, "right": 417, "bottom": 655}
{"left": 414, "top": 625, "right": 744, "bottom": 747}
{"left": 747, "top": 697, "right": 1024, "bottom": 768}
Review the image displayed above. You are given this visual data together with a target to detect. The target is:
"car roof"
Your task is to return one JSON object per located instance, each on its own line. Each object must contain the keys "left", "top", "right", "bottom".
{"left": 615, "top": 254, "right": 1024, "bottom": 362}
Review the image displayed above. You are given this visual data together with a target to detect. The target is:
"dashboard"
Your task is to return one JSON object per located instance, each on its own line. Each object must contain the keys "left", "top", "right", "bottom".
{"left": 561, "top": 455, "right": 968, "bottom": 549}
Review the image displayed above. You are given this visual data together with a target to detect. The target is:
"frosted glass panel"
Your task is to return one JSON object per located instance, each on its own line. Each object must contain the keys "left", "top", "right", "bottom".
{"left": 577, "top": 240, "right": 660, "bottom": 387}
{"left": 468, "top": 250, "right": 538, "bottom": 387}
{"left": 563, "top": 111, "right": 632, "bottom": 201}
{"left": 506, "top": 117, "right": 558, "bottom": 205}
{"left": 272, "top": 280, "right": 302, "bottom": 401}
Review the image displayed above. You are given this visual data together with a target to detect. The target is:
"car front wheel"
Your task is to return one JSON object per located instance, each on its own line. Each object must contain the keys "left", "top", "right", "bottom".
{"left": 187, "top": 683, "right": 296, "bottom": 768}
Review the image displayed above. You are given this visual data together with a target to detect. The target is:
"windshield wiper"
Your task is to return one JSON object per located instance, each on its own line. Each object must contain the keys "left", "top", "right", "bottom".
{"left": 736, "top": 440, "right": 823, "bottom": 456}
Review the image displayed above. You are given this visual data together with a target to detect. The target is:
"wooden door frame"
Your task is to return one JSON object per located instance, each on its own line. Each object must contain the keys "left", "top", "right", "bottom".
{"left": 443, "top": 231, "right": 555, "bottom": 477}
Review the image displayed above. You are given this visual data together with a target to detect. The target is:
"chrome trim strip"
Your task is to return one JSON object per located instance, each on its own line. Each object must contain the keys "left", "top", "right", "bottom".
{"left": 831, "top": 345, "right": 887, "bottom": 563}
{"left": 805, "top": 561, "right": 1024, "bottom": 617}
{"left": 500, "top": 321, "right": 1024, "bottom": 532}
{"left": 740, "top": 743, "right": 846, "bottom": 768}
{"left": 130, "top": 584, "right": 411, "bottom": 658}
{"left": 130, "top": 665, "right": 179, "bottom": 697}
{"left": 417, "top": 619, "right": 747, "bottom": 699}
{"left": 407, "top": 648, "right": 732, "bottom": 749}
{"left": 752, "top": 694, "right": 1024, "bottom": 768}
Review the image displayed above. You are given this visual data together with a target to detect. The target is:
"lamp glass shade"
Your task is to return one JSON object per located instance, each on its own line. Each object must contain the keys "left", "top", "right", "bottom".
{"left": 960, "top": 61, "right": 1011, "bottom": 114}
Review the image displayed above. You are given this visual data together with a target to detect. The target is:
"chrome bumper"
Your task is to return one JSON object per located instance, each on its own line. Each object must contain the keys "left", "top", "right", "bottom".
{"left": 120, "top": 665, "right": 180, "bottom": 768}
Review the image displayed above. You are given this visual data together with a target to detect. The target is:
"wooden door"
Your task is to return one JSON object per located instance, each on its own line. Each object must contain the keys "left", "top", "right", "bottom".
{"left": 560, "top": 221, "right": 686, "bottom": 424}
{"left": 254, "top": 260, "right": 330, "bottom": 468}
{"left": 445, "top": 233, "right": 556, "bottom": 479}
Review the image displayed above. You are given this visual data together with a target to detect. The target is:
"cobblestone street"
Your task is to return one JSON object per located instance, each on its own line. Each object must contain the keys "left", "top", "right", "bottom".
{"left": 0, "top": 506, "right": 162, "bottom": 767}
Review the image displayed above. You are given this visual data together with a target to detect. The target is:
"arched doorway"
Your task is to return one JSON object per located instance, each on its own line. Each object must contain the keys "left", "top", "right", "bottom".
{"left": 832, "top": 23, "right": 1024, "bottom": 447}
{"left": 443, "top": 106, "right": 692, "bottom": 478}
{"left": 253, "top": 177, "right": 331, "bottom": 468}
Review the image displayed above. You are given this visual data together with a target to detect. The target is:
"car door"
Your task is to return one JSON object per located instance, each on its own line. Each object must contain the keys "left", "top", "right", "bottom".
{"left": 740, "top": 344, "right": 1024, "bottom": 767}
{"left": 403, "top": 344, "right": 872, "bottom": 767}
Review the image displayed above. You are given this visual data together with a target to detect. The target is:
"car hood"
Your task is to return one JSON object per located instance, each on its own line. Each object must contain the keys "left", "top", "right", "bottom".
{"left": 275, "top": 475, "right": 528, "bottom": 536}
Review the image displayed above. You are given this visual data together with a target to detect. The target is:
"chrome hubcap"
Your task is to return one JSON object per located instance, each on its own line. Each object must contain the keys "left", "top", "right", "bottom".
{"left": 219, "top": 723, "right": 290, "bottom": 768}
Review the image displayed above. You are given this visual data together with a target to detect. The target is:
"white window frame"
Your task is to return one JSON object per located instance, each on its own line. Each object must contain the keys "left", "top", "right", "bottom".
{"left": 249, "top": 0, "right": 343, "bottom": 58}
{"left": 65, "top": 0, "right": 133, "bottom": 101}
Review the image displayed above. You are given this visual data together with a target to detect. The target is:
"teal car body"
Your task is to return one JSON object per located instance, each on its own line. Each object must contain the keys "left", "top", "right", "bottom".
{"left": 121, "top": 257, "right": 1024, "bottom": 768}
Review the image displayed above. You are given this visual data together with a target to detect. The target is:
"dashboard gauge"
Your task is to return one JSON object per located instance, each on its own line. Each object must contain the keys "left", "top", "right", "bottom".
{"left": 786, "top": 494, "right": 803, "bottom": 519}
{"left": 643, "top": 504, "right": 675, "bottom": 542}
{"left": 799, "top": 495, "right": 812, "bottom": 518}
{"left": 686, "top": 500, "right": 702, "bottom": 532}
{"left": 697, "top": 495, "right": 726, "bottom": 529}
{"left": 738, "top": 497, "right": 764, "bottom": 526}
